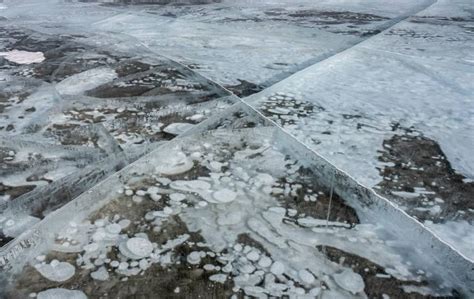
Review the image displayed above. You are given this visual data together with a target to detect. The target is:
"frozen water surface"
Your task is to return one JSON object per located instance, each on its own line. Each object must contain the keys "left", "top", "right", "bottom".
{"left": 246, "top": 0, "right": 474, "bottom": 260}
{"left": 0, "top": 0, "right": 473, "bottom": 298}
{"left": 2, "top": 126, "right": 472, "bottom": 297}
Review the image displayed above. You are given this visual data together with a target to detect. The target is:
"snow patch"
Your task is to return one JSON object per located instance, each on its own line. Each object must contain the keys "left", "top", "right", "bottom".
{"left": 0, "top": 50, "right": 45, "bottom": 64}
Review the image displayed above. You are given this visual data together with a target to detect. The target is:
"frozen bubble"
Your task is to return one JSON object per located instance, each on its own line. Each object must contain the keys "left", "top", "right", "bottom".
{"left": 147, "top": 186, "right": 160, "bottom": 194}
{"left": 155, "top": 151, "right": 193, "bottom": 175}
{"left": 118, "top": 219, "right": 131, "bottom": 229}
{"left": 240, "top": 264, "right": 256, "bottom": 274}
{"left": 170, "top": 193, "right": 186, "bottom": 202}
{"left": 270, "top": 261, "right": 285, "bottom": 275}
{"left": 120, "top": 238, "right": 153, "bottom": 260}
{"left": 333, "top": 269, "right": 365, "bottom": 294}
{"left": 132, "top": 195, "right": 143, "bottom": 203}
{"left": 163, "top": 123, "right": 195, "bottom": 136}
{"left": 209, "top": 161, "right": 223, "bottom": 171}
{"left": 139, "top": 259, "right": 149, "bottom": 270}
{"left": 150, "top": 194, "right": 162, "bottom": 201}
{"left": 35, "top": 261, "right": 75, "bottom": 282}
{"left": 136, "top": 190, "right": 146, "bottom": 196}
{"left": 190, "top": 152, "right": 202, "bottom": 160}
{"left": 36, "top": 255, "right": 46, "bottom": 262}
{"left": 293, "top": 287, "right": 306, "bottom": 295}
{"left": 203, "top": 264, "right": 215, "bottom": 271}
{"left": 37, "top": 288, "right": 87, "bottom": 299}
{"left": 258, "top": 256, "right": 272, "bottom": 268}
{"left": 298, "top": 269, "right": 315, "bottom": 284}
{"left": 187, "top": 251, "right": 201, "bottom": 265}
{"left": 246, "top": 250, "right": 260, "bottom": 262}
{"left": 212, "top": 189, "right": 237, "bottom": 203}
{"left": 83, "top": 243, "right": 99, "bottom": 253}
{"left": 209, "top": 274, "right": 227, "bottom": 284}
{"left": 253, "top": 173, "right": 275, "bottom": 186}
{"left": 310, "top": 287, "right": 321, "bottom": 296}
{"left": 222, "top": 263, "right": 233, "bottom": 273}
{"left": 157, "top": 177, "right": 172, "bottom": 185}
{"left": 125, "top": 190, "right": 134, "bottom": 196}
{"left": 118, "top": 262, "right": 129, "bottom": 270}
{"left": 92, "top": 230, "right": 106, "bottom": 242}
{"left": 94, "top": 220, "right": 105, "bottom": 227}
{"left": 145, "top": 212, "right": 156, "bottom": 221}
{"left": 91, "top": 266, "right": 109, "bottom": 281}
{"left": 267, "top": 107, "right": 290, "bottom": 115}
{"left": 106, "top": 223, "right": 121, "bottom": 234}
{"left": 217, "top": 211, "right": 242, "bottom": 226}
{"left": 50, "top": 260, "right": 60, "bottom": 267}
{"left": 188, "top": 114, "right": 204, "bottom": 121}
{"left": 163, "top": 207, "right": 173, "bottom": 215}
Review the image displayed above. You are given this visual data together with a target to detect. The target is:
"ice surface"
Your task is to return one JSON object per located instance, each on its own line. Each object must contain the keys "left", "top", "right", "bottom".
{"left": 1, "top": 0, "right": 430, "bottom": 87}
{"left": 0, "top": 0, "right": 472, "bottom": 297}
